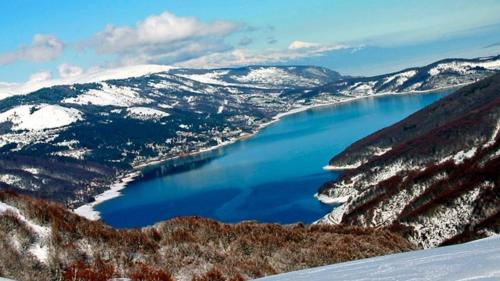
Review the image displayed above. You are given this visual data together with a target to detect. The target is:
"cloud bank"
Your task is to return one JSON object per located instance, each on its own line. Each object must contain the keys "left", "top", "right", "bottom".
{"left": 58, "top": 63, "right": 83, "bottom": 78}
{"left": 288, "top": 40, "right": 321, "bottom": 50}
{"left": 1, "top": 10, "right": 350, "bottom": 82}
{"left": 177, "top": 41, "right": 348, "bottom": 68}
{"left": 0, "top": 34, "right": 64, "bottom": 65}
{"left": 87, "top": 11, "right": 239, "bottom": 65}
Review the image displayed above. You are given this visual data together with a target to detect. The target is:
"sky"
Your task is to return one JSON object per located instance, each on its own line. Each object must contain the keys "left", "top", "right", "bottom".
{"left": 1, "top": 0, "right": 500, "bottom": 83}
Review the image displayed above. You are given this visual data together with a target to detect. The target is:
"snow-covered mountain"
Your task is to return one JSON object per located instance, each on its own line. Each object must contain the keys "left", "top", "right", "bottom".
{"left": 289, "top": 55, "right": 500, "bottom": 99}
{"left": 0, "top": 65, "right": 344, "bottom": 206}
{"left": 169, "top": 65, "right": 341, "bottom": 89}
{"left": 317, "top": 72, "right": 500, "bottom": 248}
{"left": 0, "top": 64, "right": 175, "bottom": 101}
{"left": 257, "top": 235, "right": 500, "bottom": 281}
{"left": 0, "top": 57, "right": 499, "bottom": 208}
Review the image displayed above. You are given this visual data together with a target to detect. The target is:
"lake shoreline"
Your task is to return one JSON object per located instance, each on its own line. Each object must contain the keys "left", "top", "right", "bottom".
{"left": 73, "top": 172, "right": 141, "bottom": 220}
{"left": 73, "top": 86, "right": 458, "bottom": 221}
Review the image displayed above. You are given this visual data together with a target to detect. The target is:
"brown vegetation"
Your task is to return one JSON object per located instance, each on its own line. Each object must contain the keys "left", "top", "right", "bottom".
{"left": 0, "top": 191, "right": 413, "bottom": 281}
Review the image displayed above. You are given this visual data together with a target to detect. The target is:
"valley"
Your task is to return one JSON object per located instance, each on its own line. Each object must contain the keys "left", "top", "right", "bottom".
{"left": 0, "top": 56, "right": 499, "bottom": 212}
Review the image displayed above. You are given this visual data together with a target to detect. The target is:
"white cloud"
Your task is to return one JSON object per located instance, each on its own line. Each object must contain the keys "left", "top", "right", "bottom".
{"left": 177, "top": 41, "right": 349, "bottom": 68}
{"left": 0, "top": 34, "right": 64, "bottom": 65}
{"left": 28, "top": 71, "right": 52, "bottom": 83}
{"left": 88, "top": 11, "right": 238, "bottom": 66}
{"left": 58, "top": 63, "right": 83, "bottom": 78}
{"left": 288, "top": 40, "right": 321, "bottom": 50}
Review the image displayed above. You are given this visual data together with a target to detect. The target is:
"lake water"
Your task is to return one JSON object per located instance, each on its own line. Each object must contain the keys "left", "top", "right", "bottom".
{"left": 97, "top": 92, "right": 449, "bottom": 228}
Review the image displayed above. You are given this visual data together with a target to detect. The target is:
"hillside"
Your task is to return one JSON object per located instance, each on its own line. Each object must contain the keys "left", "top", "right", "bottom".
{"left": 257, "top": 235, "right": 500, "bottom": 281}
{"left": 0, "top": 190, "right": 412, "bottom": 281}
{"left": 317, "top": 73, "right": 500, "bottom": 248}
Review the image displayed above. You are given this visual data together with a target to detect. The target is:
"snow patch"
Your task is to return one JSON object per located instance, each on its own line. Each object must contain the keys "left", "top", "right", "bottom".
{"left": 232, "top": 67, "right": 321, "bottom": 87}
{"left": 23, "top": 168, "right": 40, "bottom": 175}
{"left": 177, "top": 70, "right": 230, "bottom": 85}
{"left": 404, "top": 184, "right": 486, "bottom": 248}
{"left": 440, "top": 147, "right": 478, "bottom": 165}
{"left": 369, "top": 160, "right": 407, "bottom": 184}
{"left": 373, "top": 146, "right": 392, "bottom": 156}
{"left": 314, "top": 193, "right": 350, "bottom": 205}
{"left": 217, "top": 105, "right": 224, "bottom": 114}
{"left": 52, "top": 148, "right": 90, "bottom": 160}
{"left": 0, "top": 201, "right": 51, "bottom": 263}
{"left": 63, "top": 82, "right": 153, "bottom": 107}
{"left": 323, "top": 162, "right": 362, "bottom": 171}
{"left": 0, "top": 174, "right": 22, "bottom": 185}
{"left": 0, "top": 104, "right": 82, "bottom": 131}
{"left": 126, "top": 107, "right": 169, "bottom": 120}
{"left": 484, "top": 121, "right": 500, "bottom": 148}
{"left": 429, "top": 59, "right": 500, "bottom": 76}
{"left": 383, "top": 70, "right": 417, "bottom": 86}
{"left": 316, "top": 204, "right": 347, "bottom": 224}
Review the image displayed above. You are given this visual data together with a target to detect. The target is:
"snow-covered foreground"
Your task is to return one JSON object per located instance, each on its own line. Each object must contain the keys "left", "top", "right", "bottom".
{"left": 256, "top": 235, "right": 500, "bottom": 281}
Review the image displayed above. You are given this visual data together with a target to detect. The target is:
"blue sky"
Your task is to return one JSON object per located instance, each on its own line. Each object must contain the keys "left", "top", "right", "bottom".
{"left": 1, "top": 0, "right": 500, "bottom": 82}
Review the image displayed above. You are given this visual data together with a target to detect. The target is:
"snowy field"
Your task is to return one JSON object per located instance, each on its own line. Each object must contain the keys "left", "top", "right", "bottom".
{"left": 256, "top": 235, "right": 500, "bottom": 281}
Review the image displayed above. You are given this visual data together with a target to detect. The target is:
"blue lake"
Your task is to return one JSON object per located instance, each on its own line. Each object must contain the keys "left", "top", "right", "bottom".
{"left": 97, "top": 92, "right": 449, "bottom": 228}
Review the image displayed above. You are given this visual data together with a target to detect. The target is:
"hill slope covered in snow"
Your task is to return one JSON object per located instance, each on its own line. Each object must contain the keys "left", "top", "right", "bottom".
{"left": 317, "top": 72, "right": 500, "bottom": 248}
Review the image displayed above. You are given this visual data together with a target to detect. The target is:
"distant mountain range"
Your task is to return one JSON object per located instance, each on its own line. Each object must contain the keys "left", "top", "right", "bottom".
{"left": 0, "top": 55, "right": 499, "bottom": 208}
{"left": 288, "top": 55, "right": 500, "bottom": 98}
{"left": 317, "top": 72, "right": 500, "bottom": 248}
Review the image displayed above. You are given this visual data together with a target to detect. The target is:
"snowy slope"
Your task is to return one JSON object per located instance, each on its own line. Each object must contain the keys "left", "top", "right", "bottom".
{"left": 294, "top": 55, "right": 500, "bottom": 99}
{"left": 0, "top": 104, "right": 82, "bottom": 131}
{"left": 256, "top": 235, "right": 500, "bottom": 281}
{"left": 171, "top": 65, "right": 341, "bottom": 89}
{"left": 62, "top": 82, "right": 153, "bottom": 107}
{"left": 126, "top": 107, "right": 170, "bottom": 120}
{"left": 0, "top": 64, "right": 174, "bottom": 100}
